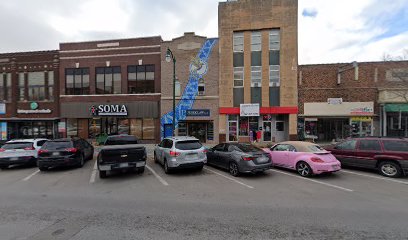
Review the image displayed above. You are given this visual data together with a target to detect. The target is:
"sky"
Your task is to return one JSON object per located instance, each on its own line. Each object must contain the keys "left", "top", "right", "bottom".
{"left": 0, "top": 0, "right": 407, "bottom": 64}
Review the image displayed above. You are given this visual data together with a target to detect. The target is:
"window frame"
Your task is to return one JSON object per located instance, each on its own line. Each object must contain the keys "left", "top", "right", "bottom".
{"left": 96, "top": 66, "right": 121, "bottom": 94}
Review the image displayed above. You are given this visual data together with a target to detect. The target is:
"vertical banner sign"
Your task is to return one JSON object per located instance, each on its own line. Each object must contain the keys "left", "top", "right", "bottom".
{"left": 0, "top": 122, "right": 7, "bottom": 140}
{"left": 0, "top": 103, "right": 5, "bottom": 114}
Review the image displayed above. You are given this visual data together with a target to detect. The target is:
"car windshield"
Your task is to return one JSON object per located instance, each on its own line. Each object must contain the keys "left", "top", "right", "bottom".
{"left": 2, "top": 142, "right": 33, "bottom": 150}
{"left": 105, "top": 136, "right": 139, "bottom": 145}
{"left": 235, "top": 144, "right": 262, "bottom": 152}
{"left": 42, "top": 141, "right": 73, "bottom": 150}
{"left": 175, "top": 140, "right": 202, "bottom": 150}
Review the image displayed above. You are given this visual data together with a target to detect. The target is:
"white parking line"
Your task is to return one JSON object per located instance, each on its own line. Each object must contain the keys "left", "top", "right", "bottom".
{"left": 342, "top": 170, "right": 408, "bottom": 186}
{"left": 204, "top": 167, "right": 254, "bottom": 189}
{"left": 89, "top": 160, "right": 98, "bottom": 184}
{"left": 22, "top": 170, "right": 40, "bottom": 181}
{"left": 146, "top": 165, "right": 169, "bottom": 186}
{"left": 271, "top": 169, "right": 354, "bottom": 192}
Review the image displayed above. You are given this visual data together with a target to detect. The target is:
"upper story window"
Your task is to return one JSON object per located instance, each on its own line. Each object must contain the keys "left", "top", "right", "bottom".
{"left": 19, "top": 73, "right": 25, "bottom": 101}
{"left": 198, "top": 78, "right": 205, "bottom": 96}
{"left": 28, "top": 72, "right": 46, "bottom": 101}
{"left": 65, "top": 68, "right": 90, "bottom": 95}
{"left": 233, "top": 32, "right": 244, "bottom": 52}
{"left": 48, "top": 71, "right": 54, "bottom": 101}
{"left": 233, "top": 67, "right": 244, "bottom": 87}
{"left": 233, "top": 32, "right": 244, "bottom": 88}
{"left": 96, "top": 66, "right": 121, "bottom": 94}
{"left": 17, "top": 71, "right": 54, "bottom": 101}
{"left": 269, "top": 29, "right": 281, "bottom": 87}
{"left": 0, "top": 73, "right": 11, "bottom": 102}
{"left": 128, "top": 65, "right": 155, "bottom": 94}
{"left": 251, "top": 31, "right": 262, "bottom": 52}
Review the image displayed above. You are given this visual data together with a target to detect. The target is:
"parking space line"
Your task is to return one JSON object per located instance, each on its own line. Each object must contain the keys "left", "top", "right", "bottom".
{"left": 89, "top": 160, "right": 98, "bottom": 184}
{"left": 22, "top": 170, "right": 40, "bottom": 181}
{"left": 146, "top": 165, "right": 169, "bottom": 186}
{"left": 271, "top": 169, "right": 354, "bottom": 192}
{"left": 204, "top": 167, "right": 254, "bottom": 189}
{"left": 342, "top": 170, "right": 408, "bottom": 185}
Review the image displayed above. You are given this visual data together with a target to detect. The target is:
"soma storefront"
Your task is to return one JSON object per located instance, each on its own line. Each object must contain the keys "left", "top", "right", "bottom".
{"left": 60, "top": 101, "right": 160, "bottom": 143}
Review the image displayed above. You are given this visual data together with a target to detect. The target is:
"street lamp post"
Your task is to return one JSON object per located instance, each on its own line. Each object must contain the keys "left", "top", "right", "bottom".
{"left": 165, "top": 48, "right": 176, "bottom": 137}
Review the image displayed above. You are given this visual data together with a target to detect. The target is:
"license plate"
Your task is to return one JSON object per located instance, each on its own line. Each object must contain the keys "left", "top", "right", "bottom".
{"left": 136, "top": 162, "right": 145, "bottom": 167}
{"left": 332, "top": 165, "right": 340, "bottom": 170}
{"left": 52, "top": 152, "right": 60, "bottom": 156}
{"left": 10, "top": 157, "right": 18, "bottom": 161}
{"left": 120, "top": 163, "right": 129, "bottom": 168}
{"left": 257, "top": 157, "right": 268, "bottom": 163}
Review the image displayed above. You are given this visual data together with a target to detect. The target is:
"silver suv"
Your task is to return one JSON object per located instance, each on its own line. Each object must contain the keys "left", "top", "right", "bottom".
{"left": 154, "top": 136, "right": 207, "bottom": 174}
{"left": 0, "top": 139, "right": 48, "bottom": 169}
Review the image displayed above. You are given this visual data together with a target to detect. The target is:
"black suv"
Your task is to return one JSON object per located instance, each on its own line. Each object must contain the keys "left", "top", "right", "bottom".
{"left": 326, "top": 137, "right": 408, "bottom": 178}
{"left": 37, "top": 138, "right": 94, "bottom": 171}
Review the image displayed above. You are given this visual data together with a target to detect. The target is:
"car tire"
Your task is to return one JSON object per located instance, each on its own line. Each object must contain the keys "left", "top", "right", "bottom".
{"left": 138, "top": 167, "right": 145, "bottom": 174}
{"left": 77, "top": 155, "right": 85, "bottom": 168}
{"left": 197, "top": 165, "right": 204, "bottom": 171}
{"left": 39, "top": 167, "right": 48, "bottom": 171}
{"left": 229, "top": 162, "right": 240, "bottom": 177}
{"left": 0, "top": 166, "right": 8, "bottom": 170}
{"left": 99, "top": 170, "right": 107, "bottom": 179}
{"left": 164, "top": 160, "right": 171, "bottom": 174}
{"left": 154, "top": 153, "right": 158, "bottom": 164}
{"left": 378, "top": 161, "right": 402, "bottom": 178}
{"left": 296, "top": 161, "right": 313, "bottom": 177}
{"left": 88, "top": 153, "right": 94, "bottom": 161}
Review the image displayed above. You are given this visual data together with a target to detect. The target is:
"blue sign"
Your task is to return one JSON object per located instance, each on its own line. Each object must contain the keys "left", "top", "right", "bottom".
{"left": 186, "top": 109, "right": 210, "bottom": 117}
{"left": 0, "top": 103, "right": 5, "bottom": 114}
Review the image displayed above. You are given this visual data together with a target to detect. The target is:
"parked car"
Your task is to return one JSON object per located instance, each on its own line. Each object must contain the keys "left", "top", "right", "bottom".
{"left": 97, "top": 135, "right": 146, "bottom": 178}
{"left": 206, "top": 143, "right": 272, "bottom": 177}
{"left": 0, "top": 139, "right": 48, "bottom": 169}
{"left": 264, "top": 141, "right": 341, "bottom": 177}
{"left": 325, "top": 137, "right": 408, "bottom": 178}
{"left": 37, "top": 138, "right": 94, "bottom": 171}
{"left": 154, "top": 136, "right": 207, "bottom": 174}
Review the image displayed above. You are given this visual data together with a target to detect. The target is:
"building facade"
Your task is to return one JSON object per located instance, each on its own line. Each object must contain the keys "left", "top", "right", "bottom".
{"left": 218, "top": 0, "right": 298, "bottom": 143}
{"left": 160, "top": 33, "right": 219, "bottom": 143}
{"left": 59, "top": 37, "right": 162, "bottom": 143}
{"left": 299, "top": 61, "right": 408, "bottom": 142}
{"left": 0, "top": 51, "right": 60, "bottom": 140}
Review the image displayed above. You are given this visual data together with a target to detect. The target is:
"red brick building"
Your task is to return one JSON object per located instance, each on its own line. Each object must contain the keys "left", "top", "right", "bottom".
{"left": 0, "top": 51, "right": 60, "bottom": 140}
{"left": 59, "top": 37, "right": 162, "bottom": 143}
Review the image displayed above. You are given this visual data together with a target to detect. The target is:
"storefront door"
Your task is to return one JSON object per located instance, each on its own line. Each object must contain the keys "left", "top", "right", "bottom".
{"left": 188, "top": 123, "right": 207, "bottom": 143}
{"left": 275, "top": 121, "right": 285, "bottom": 142}
{"left": 263, "top": 122, "right": 272, "bottom": 141}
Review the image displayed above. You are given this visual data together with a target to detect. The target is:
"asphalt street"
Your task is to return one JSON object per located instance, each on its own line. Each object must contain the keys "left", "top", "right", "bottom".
{"left": 0, "top": 149, "right": 408, "bottom": 240}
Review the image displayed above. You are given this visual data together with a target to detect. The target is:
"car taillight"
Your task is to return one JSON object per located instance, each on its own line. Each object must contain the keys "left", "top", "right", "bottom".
{"left": 242, "top": 156, "right": 254, "bottom": 161}
{"left": 169, "top": 151, "right": 180, "bottom": 157}
{"left": 0, "top": 148, "right": 5, "bottom": 152}
{"left": 24, "top": 147, "right": 35, "bottom": 150}
{"left": 311, "top": 157, "right": 324, "bottom": 163}
{"left": 65, "top": 148, "right": 78, "bottom": 153}
{"left": 38, "top": 149, "right": 48, "bottom": 154}
{"left": 202, "top": 149, "right": 208, "bottom": 153}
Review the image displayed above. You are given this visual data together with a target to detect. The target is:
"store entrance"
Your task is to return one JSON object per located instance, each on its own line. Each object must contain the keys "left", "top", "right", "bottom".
{"left": 188, "top": 122, "right": 207, "bottom": 143}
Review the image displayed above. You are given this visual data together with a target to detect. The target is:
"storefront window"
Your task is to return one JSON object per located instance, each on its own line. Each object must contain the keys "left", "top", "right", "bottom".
{"left": 228, "top": 121, "right": 238, "bottom": 141}
{"left": 178, "top": 122, "right": 187, "bottom": 136}
{"left": 118, "top": 119, "right": 130, "bottom": 135}
{"left": 130, "top": 119, "right": 142, "bottom": 139}
{"left": 143, "top": 118, "right": 155, "bottom": 140}
{"left": 16, "top": 121, "right": 54, "bottom": 139}
{"left": 207, "top": 122, "right": 214, "bottom": 141}
{"left": 67, "top": 119, "right": 78, "bottom": 138}
{"left": 89, "top": 118, "right": 101, "bottom": 138}
{"left": 304, "top": 120, "right": 317, "bottom": 139}
{"left": 239, "top": 117, "right": 249, "bottom": 136}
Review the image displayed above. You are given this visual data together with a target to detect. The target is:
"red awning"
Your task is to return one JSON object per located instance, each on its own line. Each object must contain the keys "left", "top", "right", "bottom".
{"left": 219, "top": 106, "right": 298, "bottom": 115}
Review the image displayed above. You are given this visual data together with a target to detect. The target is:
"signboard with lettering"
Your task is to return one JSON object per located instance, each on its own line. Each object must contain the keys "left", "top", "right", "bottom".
{"left": 351, "top": 116, "right": 372, "bottom": 122}
{"left": 240, "top": 104, "right": 260, "bottom": 117}
{"left": 0, "top": 103, "right": 5, "bottom": 114}
{"left": 90, "top": 105, "right": 128, "bottom": 116}
{"left": 186, "top": 109, "right": 210, "bottom": 117}
{"left": 350, "top": 107, "right": 373, "bottom": 115}
{"left": 0, "top": 122, "right": 7, "bottom": 140}
{"left": 328, "top": 98, "right": 343, "bottom": 105}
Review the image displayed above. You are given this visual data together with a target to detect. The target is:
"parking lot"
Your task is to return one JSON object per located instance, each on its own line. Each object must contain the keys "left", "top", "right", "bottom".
{"left": 1, "top": 149, "right": 408, "bottom": 239}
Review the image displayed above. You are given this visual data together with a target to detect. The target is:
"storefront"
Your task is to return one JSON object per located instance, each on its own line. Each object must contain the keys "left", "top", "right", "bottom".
{"left": 300, "top": 101, "right": 376, "bottom": 142}
{"left": 60, "top": 101, "right": 160, "bottom": 143}
{"left": 382, "top": 104, "right": 408, "bottom": 137}
{"left": 221, "top": 104, "right": 296, "bottom": 143}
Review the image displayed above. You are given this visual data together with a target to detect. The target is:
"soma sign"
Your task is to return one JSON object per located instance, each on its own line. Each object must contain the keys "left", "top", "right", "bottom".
{"left": 90, "top": 104, "right": 128, "bottom": 116}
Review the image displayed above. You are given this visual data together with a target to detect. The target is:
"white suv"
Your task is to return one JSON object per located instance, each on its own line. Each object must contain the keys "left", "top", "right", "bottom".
{"left": 0, "top": 139, "right": 48, "bottom": 169}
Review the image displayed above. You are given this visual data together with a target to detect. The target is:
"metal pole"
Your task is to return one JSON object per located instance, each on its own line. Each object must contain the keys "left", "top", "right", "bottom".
{"left": 172, "top": 58, "right": 176, "bottom": 137}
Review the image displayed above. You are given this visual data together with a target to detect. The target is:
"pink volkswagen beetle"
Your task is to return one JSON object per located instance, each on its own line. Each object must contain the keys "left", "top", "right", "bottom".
{"left": 263, "top": 141, "right": 341, "bottom": 177}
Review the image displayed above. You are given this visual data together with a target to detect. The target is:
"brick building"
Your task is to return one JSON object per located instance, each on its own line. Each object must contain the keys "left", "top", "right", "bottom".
{"left": 160, "top": 33, "right": 219, "bottom": 143}
{"left": 218, "top": 0, "right": 298, "bottom": 143}
{"left": 59, "top": 37, "right": 162, "bottom": 143}
{"left": 0, "top": 51, "right": 60, "bottom": 140}
{"left": 298, "top": 60, "right": 408, "bottom": 142}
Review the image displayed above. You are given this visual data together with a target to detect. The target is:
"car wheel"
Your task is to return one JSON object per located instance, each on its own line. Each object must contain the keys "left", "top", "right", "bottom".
{"left": 88, "top": 153, "right": 94, "bottom": 160}
{"left": 154, "top": 153, "right": 158, "bottom": 163}
{"left": 39, "top": 167, "right": 48, "bottom": 171}
{"left": 99, "top": 170, "right": 107, "bottom": 179}
{"left": 164, "top": 160, "right": 171, "bottom": 174}
{"left": 229, "top": 162, "right": 239, "bottom": 177}
{"left": 0, "top": 166, "right": 8, "bottom": 170}
{"left": 77, "top": 155, "right": 85, "bottom": 168}
{"left": 296, "top": 161, "right": 313, "bottom": 177}
{"left": 138, "top": 167, "right": 145, "bottom": 174}
{"left": 379, "top": 161, "right": 402, "bottom": 178}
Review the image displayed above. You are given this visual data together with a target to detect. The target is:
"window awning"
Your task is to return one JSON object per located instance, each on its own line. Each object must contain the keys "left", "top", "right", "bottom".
{"left": 384, "top": 104, "right": 408, "bottom": 112}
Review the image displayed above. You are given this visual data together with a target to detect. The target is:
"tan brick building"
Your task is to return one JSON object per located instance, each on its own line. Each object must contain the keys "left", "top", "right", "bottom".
{"left": 298, "top": 61, "right": 408, "bottom": 142}
{"left": 160, "top": 33, "right": 219, "bottom": 143}
{"left": 218, "top": 0, "right": 298, "bottom": 143}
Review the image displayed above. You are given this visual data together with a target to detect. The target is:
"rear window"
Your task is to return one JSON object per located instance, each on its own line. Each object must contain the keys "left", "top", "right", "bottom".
{"left": 175, "top": 140, "right": 202, "bottom": 150}
{"left": 42, "top": 141, "right": 73, "bottom": 150}
{"left": 235, "top": 144, "right": 262, "bottom": 152}
{"left": 2, "top": 142, "right": 33, "bottom": 150}
{"left": 105, "top": 136, "right": 139, "bottom": 145}
{"left": 383, "top": 140, "right": 408, "bottom": 152}
{"left": 306, "top": 145, "right": 326, "bottom": 153}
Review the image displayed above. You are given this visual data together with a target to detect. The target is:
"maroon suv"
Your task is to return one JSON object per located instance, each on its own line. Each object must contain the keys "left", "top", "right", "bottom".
{"left": 326, "top": 137, "right": 408, "bottom": 178}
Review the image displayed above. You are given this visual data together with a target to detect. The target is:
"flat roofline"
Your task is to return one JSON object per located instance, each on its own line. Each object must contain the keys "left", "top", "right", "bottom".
{"left": 60, "top": 35, "right": 163, "bottom": 45}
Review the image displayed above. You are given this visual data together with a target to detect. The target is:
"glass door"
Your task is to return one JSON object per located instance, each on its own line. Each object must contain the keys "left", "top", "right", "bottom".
{"left": 263, "top": 121, "right": 272, "bottom": 141}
